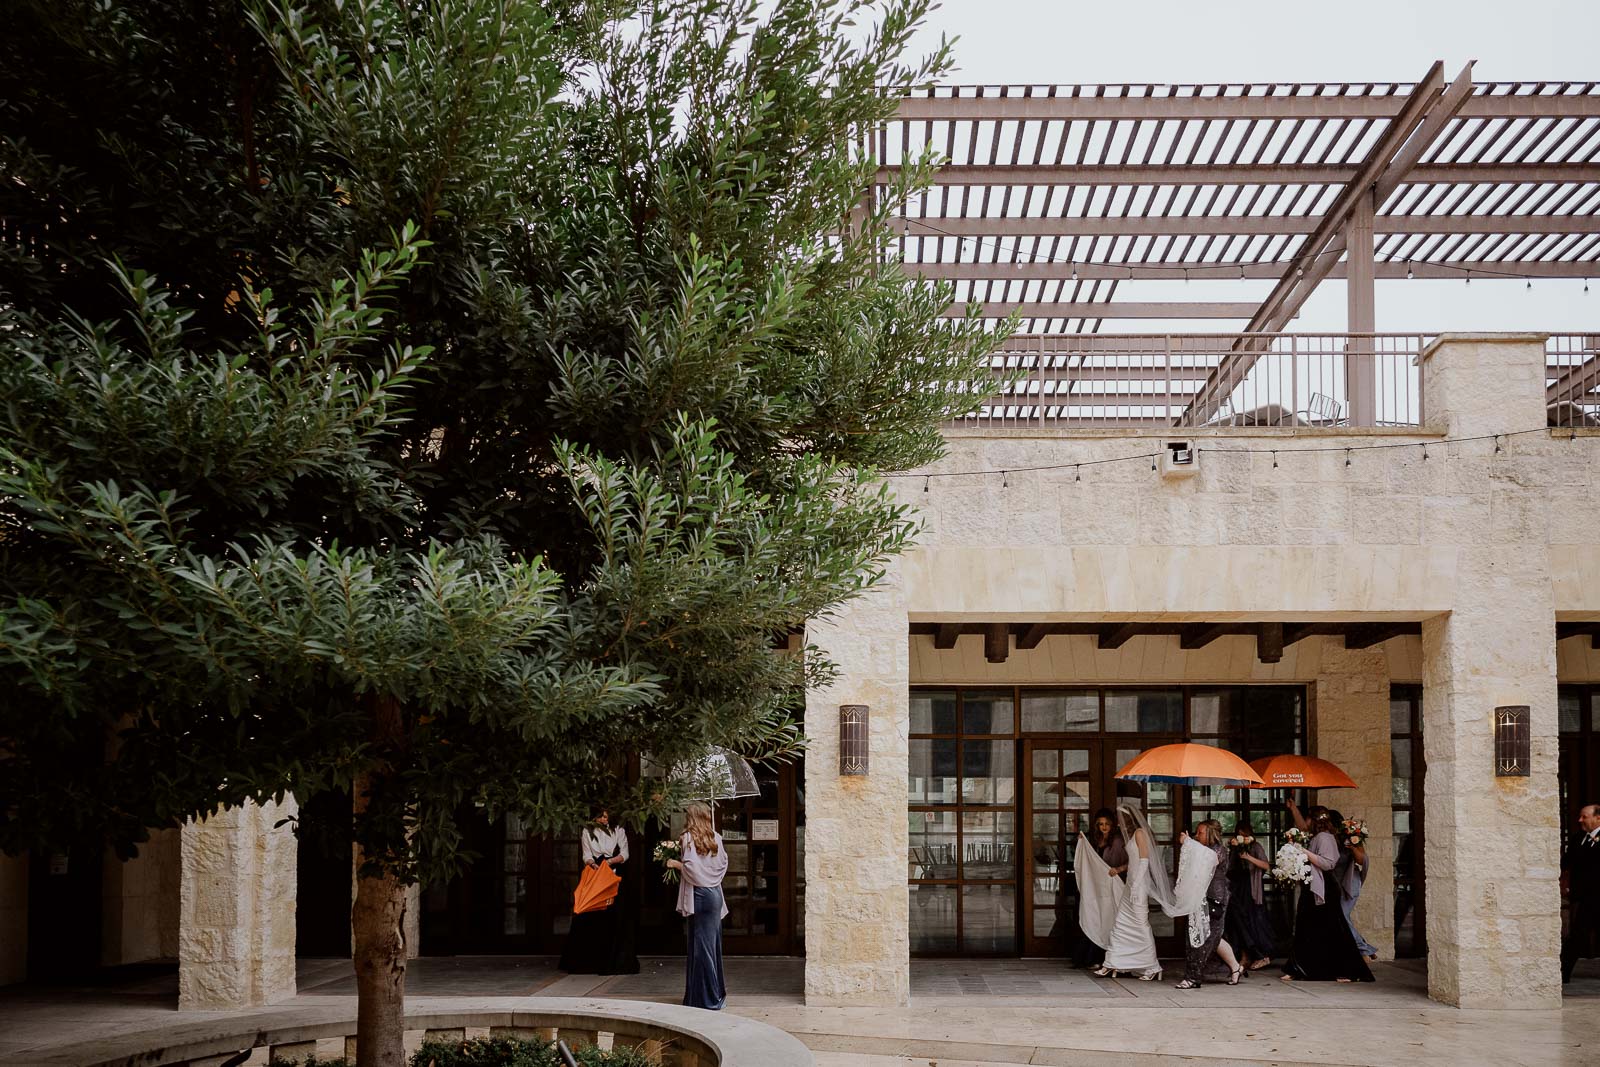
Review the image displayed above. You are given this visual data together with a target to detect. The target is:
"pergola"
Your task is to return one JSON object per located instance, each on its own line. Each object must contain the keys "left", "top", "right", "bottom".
{"left": 876, "top": 64, "right": 1600, "bottom": 426}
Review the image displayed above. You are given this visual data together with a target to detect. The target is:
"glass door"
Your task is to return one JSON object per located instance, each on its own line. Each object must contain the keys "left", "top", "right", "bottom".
{"left": 1022, "top": 740, "right": 1098, "bottom": 956}
{"left": 714, "top": 760, "right": 800, "bottom": 955}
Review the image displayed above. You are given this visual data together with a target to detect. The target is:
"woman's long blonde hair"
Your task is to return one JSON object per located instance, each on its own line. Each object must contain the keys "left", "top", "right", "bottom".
{"left": 684, "top": 802, "right": 718, "bottom": 856}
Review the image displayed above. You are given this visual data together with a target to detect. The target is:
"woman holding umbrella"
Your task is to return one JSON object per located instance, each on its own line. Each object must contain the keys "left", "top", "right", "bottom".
{"left": 665, "top": 801, "right": 729, "bottom": 1009}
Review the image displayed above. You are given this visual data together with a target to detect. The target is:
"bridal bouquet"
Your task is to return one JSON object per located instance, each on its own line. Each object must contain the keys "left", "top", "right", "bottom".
{"left": 1272, "top": 841, "right": 1313, "bottom": 885}
{"left": 652, "top": 839, "right": 683, "bottom": 884}
{"left": 1228, "top": 833, "right": 1255, "bottom": 848}
{"left": 1283, "top": 827, "right": 1311, "bottom": 847}
{"left": 1339, "top": 818, "right": 1370, "bottom": 848}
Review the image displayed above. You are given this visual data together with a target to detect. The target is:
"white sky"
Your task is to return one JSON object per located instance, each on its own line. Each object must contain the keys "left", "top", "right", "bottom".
{"left": 900, "top": 0, "right": 1600, "bottom": 333}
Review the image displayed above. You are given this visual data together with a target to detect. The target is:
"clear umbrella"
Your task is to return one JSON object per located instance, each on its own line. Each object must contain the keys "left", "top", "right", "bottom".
{"left": 671, "top": 746, "right": 761, "bottom": 801}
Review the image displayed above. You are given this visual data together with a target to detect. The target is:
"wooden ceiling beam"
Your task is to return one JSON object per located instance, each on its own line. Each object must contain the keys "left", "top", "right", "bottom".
{"left": 984, "top": 623, "right": 1010, "bottom": 664}
{"left": 1178, "top": 624, "right": 1232, "bottom": 650}
{"left": 934, "top": 623, "right": 962, "bottom": 650}
{"left": 1016, "top": 623, "right": 1052, "bottom": 650}
{"left": 1097, "top": 623, "right": 1146, "bottom": 650}
{"left": 1344, "top": 623, "right": 1414, "bottom": 650}
{"left": 1257, "top": 622, "right": 1286, "bottom": 664}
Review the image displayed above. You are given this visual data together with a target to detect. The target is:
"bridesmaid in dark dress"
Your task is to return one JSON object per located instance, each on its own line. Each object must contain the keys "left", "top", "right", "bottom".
{"left": 1282, "top": 812, "right": 1374, "bottom": 983}
{"left": 1071, "top": 808, "right": 1127, "bottom": 967}
{"left": 1224, "top": 828, "right": 1276, "bottom": 970}
{"left": 558, "top": 809, "right": 640, "bottom": 975}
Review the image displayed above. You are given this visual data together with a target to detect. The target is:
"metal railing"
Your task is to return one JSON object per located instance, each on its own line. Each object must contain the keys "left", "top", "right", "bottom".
{"left": 1547, "top": 334, "right": 1600, "bottom": 429}
{"left": 951, "top": 333, "right": 1428, "bottom": 429}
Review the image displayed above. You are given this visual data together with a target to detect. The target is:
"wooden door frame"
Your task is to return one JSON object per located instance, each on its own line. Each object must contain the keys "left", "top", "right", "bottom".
{"left": 1020, "top": 738, "right": 1106, "bottom": 957}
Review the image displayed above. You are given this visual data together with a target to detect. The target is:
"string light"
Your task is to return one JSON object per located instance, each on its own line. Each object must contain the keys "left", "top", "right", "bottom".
{"left": 1070, "top": 263, "right": 1078, "bottom": 281}
{"left": 1001, "top": 470, "right": 1008, "bottom": 488}
{"left": 893, "top": 426, "right": 1584, "bottom": 487}
{"left": 1406, "top": 261, "right": 1414, "bottom": 280}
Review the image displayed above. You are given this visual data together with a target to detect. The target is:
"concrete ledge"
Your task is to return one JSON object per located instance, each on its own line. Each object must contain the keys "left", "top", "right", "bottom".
{"left": 10, "top": 997, "right": 812, "bottom": 1067}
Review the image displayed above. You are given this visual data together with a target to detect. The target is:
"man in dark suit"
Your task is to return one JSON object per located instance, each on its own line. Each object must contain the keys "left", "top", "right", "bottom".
{"left": 1562, "top": 802, "right": 1600, "bottom": 984}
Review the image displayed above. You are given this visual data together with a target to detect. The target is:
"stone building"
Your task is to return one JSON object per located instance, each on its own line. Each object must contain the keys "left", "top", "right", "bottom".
{"left": 3, "top": 75, "right": 1600, "bottom": 1015}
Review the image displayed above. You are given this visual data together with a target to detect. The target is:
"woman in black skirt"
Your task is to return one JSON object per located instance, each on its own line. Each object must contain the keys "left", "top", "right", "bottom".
{"left": 559, "top": 809, "right": 640, "bottom": 975}
{"left": 1224, "top": 827, "right": 1276, "bottom": 970}
{"left": 1282, "top": 812, "right": 1373, "bottom": 983}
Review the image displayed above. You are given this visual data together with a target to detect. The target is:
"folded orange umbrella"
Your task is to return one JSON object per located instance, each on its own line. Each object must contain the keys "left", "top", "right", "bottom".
{"left": 1239, "top": 753, "right": 1357, "bottom": 790}
{"left": 572, "top": 862, "right": 621, "bottom": 915}
{"left": 1114, "top": 742, "right": 1264, "bottom": 787}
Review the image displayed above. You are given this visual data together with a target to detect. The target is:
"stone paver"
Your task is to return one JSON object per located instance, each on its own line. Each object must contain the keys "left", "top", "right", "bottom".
{"left": 0, "top": 957, "right": 1596, "bottom": 1066}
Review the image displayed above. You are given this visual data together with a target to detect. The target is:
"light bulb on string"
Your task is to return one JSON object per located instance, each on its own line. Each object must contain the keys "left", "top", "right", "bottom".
{"left": 1464, "top": 270, "right": 1471, "bottom": 286}
{"left": 1586, "top": 278, "right": 1591, "bottom": 293}
{"left": 1422, "top": 443, "right": 1430, "bottom": 461}
{"left": 1271, "top": 451, "right": 1278, "bottom": 469}
{"left": 1001, "top": 470, "right": 1008, "bottom": 488}
{"left": 1070, "top": 263, "right": 1078, "bottom": 281}
{"left": 1345, "top": 448, "right": 1352, "bottom": 467}
{"left": 1406, "top": 261, "right": 1414, "bottom": 280}
{"left": 1074, "top": 465, "right": 1081, "bottom": 483}
{"left": 1493, "top": 436, "right": 1503, "bottom": 455}
{"left": 1526, "top": 278, "right": 1533, "bottom": 291}
{"left": 924, "top": 476, "right": 930, "bottom": 493}
{"left": 1151, "top": 454, "right": 1157, "bottom": 471}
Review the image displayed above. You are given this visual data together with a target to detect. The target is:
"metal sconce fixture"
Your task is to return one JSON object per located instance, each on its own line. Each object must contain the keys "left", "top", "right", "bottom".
{"left": 1494, "top": 705, "right": 1530, "bottom": 777}
{"left": 839, "top": 705, "right": 869, "bottom": 776}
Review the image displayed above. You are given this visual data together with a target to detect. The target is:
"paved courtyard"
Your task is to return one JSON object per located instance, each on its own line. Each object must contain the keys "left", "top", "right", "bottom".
{"left": 1, "top": 957, "right": 1597, "bottom": 1066}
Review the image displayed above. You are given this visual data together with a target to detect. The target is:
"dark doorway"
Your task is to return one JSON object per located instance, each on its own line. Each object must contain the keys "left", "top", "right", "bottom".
{"left": 27, "top": 843, "right": 102, "bottom": 980}
{"left": 295, "top": 790, "right": 353, "bottom": 957}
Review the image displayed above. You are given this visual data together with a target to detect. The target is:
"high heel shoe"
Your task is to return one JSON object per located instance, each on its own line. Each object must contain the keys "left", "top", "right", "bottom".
{"left": 1137, "top": 968, "right": 1162, "bottom": 981}
{"left": 1228, "top": 966, "right": 1245, "bottom": 986}
{"left": 1090, "top": 965, "right": 1115, "bottom": 977}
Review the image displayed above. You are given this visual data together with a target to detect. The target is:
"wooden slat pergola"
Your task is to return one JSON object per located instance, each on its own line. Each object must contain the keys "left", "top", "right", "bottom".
{"left": 875, "top": 66, "right": 1600, "bottom": 426}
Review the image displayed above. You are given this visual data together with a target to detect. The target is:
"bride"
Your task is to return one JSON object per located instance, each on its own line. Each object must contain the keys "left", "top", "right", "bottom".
{"left": 1090, "top": 803, "right": 1219, "bottom": 982}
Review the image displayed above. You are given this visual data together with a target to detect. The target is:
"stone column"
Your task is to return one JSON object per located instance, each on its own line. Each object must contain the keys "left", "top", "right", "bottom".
{"left": 804, "top": 561, "right": 909, "bottom": 1007}
{"left": 1312, "top": 640, "right": 1395, "bottom": 959}
{"left": 179, "top": 797, "right": 299, "bottom": 1010}
{"left": 1418, "top": 334, "right": 1561, "bottom": 1008}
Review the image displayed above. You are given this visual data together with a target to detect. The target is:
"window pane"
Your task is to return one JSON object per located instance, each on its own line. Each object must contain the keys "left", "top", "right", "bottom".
{"left": 1392, "top": 738, "right": 1413, "bottom": 804}
{"left": 1193, "top": 688, "right": 1302, "bottom": 757}
{"left": 962, "top": 811, "right": 1016, "bottom": 880}
{"left": 909, "top": 739, "right": 959, "bottom": 805}
{"left": 911, "top": 691, "right": 958, "bottom": 734}
{"left": 962, "top": 885, "right": 1016, "bottom": 953}
{"left": 908, "top": 810, "right": 957, "bottom": 879}
{"left": 962, "top": 690, "right": 1015, "bottom": 735}
{"left": 1391, "top": 698, "right": 1414, "bottom": 735}
{"left": 1104, "top": 690, "right": 1183, "bottom": 733}
{"left": 1032, "top": 748, "right": 1059, "bottom": 777}
{"left": 1021, "top": 691, "right": 1098, "bottom": 732}
{"left": 1190, "top": 693, "right": 1222, "bottom": 733}
{"left": 1393, "top": 810, "right": 1411, "bottom": 835}
{"left": 909, "top": 885, "right": 958, "bottom": 953}
{"left": 962, "top": 741, "right": 1016, "bottom": 804}
{"left": 1560, "top": 692, "right": 1582, "bottom": 734}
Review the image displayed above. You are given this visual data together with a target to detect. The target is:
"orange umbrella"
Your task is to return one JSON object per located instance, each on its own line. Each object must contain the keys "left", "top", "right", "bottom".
{"left": 1114, "top": 743, "right": 1263, "bottom": 788}
{"left": 1239, "top": 754, "right": 1357, "bottom": 790}
{"left": 572, "top": 862, "right": 621, "bottom": 915}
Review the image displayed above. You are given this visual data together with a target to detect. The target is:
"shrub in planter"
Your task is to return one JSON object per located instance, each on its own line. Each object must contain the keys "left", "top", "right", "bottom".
{"left": 273, "top": 1035, "right": 661, "bottom": 1067}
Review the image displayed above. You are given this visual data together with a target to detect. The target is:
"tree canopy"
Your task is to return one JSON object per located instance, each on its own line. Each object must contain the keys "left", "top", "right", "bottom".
{"left": 0, "top": 3, "right": 997, "bottom": 1051}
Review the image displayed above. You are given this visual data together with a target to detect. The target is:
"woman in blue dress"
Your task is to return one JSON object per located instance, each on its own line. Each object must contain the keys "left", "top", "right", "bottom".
{"left": 666, "top": 802, "right": 729, "bottom": 1009}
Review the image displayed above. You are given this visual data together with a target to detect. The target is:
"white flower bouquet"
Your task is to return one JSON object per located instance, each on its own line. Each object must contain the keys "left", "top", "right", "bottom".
{"left": 1272, "top": 841, "right": 1313, "bottom": 885}
{"left": 652, "top": 839, "right": 683, "bottom": 884}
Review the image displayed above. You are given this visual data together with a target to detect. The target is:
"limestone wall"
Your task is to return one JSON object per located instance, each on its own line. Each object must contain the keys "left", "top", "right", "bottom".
{"left": 179, "top": 798, "right": 298, "bottom": 1010}
{"left": 0, "top": 852, "right": 25, "bottom": 985}
{"left": 804, "top": 563, "right": 911, "bottom": 1007}
{"left": 102, "top": 829, "right": 181, "bottom": 966}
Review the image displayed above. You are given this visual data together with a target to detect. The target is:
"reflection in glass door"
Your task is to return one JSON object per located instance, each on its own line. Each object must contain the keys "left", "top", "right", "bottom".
{"left": 1023, "top": 741, "right": 1097, "bottom": 956}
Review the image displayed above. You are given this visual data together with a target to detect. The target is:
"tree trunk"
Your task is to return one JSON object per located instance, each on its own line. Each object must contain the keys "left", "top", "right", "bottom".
{"left": 352, "top": 693, "right": 408, "bottom": 1067}
{"left": 352, "top": 853, "right": 408, "bottom": 1067}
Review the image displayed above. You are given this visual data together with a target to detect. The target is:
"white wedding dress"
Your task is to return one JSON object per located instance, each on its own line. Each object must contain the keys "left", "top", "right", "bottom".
{"left": 1102, "top": 854, "right": 1160, "bottom": 975}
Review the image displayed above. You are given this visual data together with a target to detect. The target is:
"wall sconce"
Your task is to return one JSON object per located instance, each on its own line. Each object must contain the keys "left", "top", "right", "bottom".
{"left": 1494, "top": 705, "right": 1530, "bottom": 777}
{"left": 839, "top": 704, "right": 869, "bottom": 776}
